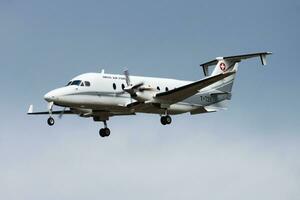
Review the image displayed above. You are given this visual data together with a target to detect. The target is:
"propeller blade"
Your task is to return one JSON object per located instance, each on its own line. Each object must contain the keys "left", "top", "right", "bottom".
{"left": 122, "top": 69, "right": 147, "bottom": 102}
{"left": 124, "top": 82, "right": 144, "bottom": 93}
{"left": 58, "top": 107, "right": 66, "bottom": 119}
{"left": 131, "top": 82, "right": 144, "bottom": 90}
{"left": 124, "top": 69, "right": 131, "bottom": 86}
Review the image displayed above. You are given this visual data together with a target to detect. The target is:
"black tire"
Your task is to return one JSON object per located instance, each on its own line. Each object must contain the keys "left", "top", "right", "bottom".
{"left": 99, "top": 128, "right": 110, "bottom": 137}
{"left": 47, "top": 117, "right": 55, "bottom": 126}
{"left": 104, "top": 128, "right": 110, "bottom": 137}
{"left": 160, "top": 116, "right": 167, "bottom": 125}
{"left": 99, "top": 129, "right": 106, "bottom": 137}
{"left": 165, "top": 115, "right": 172, "bottom": 124}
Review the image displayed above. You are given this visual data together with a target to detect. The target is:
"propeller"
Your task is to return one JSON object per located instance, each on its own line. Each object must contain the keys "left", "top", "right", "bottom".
{"left": 120, "top": 68, "right": 155, "bottom": 102}
{"left": 123, "top": 69, "right": 144, "bottom": 96}
{"left": 124, "top": 69, "right": 131, "bottom": 86}
{"left": 58, "top": 107, "right": 66, "bottom": 119}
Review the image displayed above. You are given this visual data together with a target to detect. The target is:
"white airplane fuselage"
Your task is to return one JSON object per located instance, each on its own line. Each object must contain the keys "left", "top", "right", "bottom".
{"left": 44, "top": 72, "right": 212, "bottom": 115}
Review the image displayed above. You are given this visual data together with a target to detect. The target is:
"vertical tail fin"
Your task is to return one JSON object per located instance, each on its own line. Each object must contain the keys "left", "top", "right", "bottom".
{"left": 210, "top": 59, "right": 238, "bottom": 94}
{"left": 200, "top": 52, "right": 271, "bottom": 93}
{"left": 199, "top": 52, "right": 272, "bottom": 109}
{"left": 211, "top": 58, "right": 238, "bottom": 76}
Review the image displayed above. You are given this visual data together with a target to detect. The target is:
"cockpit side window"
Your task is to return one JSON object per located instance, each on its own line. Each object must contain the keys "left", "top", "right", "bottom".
{"left": 71, "top": 80, "right": 82, "bottom": 86}
{"left": 80, "top": 82, "right": 84, "bottom": 86}
{"left": 85, "top": 81, "right": 91, "bottom": 87}
{"left": 66, "top": 81, "right": 72, "bottom": 86}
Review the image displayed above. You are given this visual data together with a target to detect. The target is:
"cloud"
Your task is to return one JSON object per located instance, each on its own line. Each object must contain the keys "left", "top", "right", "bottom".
{"left": 1, "top": 123, "right": 299, "bottom": 200}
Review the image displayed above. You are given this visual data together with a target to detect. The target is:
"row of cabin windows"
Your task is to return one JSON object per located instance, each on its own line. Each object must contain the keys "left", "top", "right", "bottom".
{"left": 112, "top": 83, "right": 126, "bottom": 90}
{"left": 112, "top": 83, "right": 169, "bottom": 92}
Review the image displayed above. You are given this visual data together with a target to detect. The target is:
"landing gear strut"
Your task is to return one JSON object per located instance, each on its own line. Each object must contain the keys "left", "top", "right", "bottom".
{"left": 160, "top": 115, "right": 172, "bottom": 125}
{"left": 99, "top": 120, "right": 110, "bottom": 137}
{"left": 47, "top": 102, "right": 55, "bottom": 126}
{"left": 47, "top": 117, "right": 55, "bottom": 126}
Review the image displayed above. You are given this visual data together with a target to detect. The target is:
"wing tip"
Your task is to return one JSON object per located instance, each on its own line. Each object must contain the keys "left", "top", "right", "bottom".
{"left": 27, "top": 104, "right": 33, "bottom": 114}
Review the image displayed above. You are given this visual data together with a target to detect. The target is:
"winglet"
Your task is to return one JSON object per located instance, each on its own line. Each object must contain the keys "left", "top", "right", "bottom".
{"left": 27, "top": 104, "right": 33, "bottom": 114}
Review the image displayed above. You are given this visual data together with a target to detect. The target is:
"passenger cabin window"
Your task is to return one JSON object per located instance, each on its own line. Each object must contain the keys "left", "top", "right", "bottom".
{"left": 71, "top": 80, "right": 82, "bottom": 86}
{"left": 113, "top": 83, "right": 116, "bottom": 90}
{"left": 157, "top": 86, "right": 160, "bottom": 91}
{"left": 165, "top": 87, "right": 169, "bottom": 92}
{"left": 121, "top": 84, "right": 125, "bottom": 90}
{"left": 85, "top": 81, "right": 91, "bottom": 87}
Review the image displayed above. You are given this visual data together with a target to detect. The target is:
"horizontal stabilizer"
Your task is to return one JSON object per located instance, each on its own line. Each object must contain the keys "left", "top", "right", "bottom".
{"left": 200, "top": 52, "right": 272, "bottom": 76}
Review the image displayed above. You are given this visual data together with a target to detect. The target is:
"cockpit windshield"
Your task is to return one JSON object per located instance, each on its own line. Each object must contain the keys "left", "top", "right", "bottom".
{"left": 66, "top": 81, "right": 72, "bottom": 86}
{"left": 65, "top": 80, "right": 81, "bottom": 86}
{"left": 66, "top": 80, "right": 91, "bottom": 87}
{"left": 71, "top": 80, "right": 82, "bottom": 86}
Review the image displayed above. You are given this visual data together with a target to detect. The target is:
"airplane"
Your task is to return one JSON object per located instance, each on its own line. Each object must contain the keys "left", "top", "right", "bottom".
{"left": 27, "top": 52, "right": 272, "bottom": 137}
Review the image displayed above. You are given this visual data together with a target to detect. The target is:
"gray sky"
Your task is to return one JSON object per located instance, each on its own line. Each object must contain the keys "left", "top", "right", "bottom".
{"left": 0, "top": 0, "right": 300, "bottom": 199}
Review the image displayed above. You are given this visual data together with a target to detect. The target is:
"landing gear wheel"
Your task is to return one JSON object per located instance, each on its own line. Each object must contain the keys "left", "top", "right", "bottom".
{"left": 99, "top": 128, "right": 111, "bottom": 137}
{"left": 104, "top": 128, "right": 110, "bottom": 137}
{"left": 99, "top": 129, "right": 105, "bottom": 137}
{"left": 160, "top": 116, "right": 167, "bottom": 125}
{"left": 165, "top": 115, "right": 172, "bottom": 124}
{"left": 160, "top": 115, "right": 172, "bottom": 125}
{"left": 47, "top": 117, "right": 55, "bottom": 126}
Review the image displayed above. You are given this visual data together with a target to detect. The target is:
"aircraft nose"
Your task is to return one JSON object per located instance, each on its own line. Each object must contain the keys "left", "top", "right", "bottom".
{"left": 44, "top": 91, "right": 55, "bottom": 102}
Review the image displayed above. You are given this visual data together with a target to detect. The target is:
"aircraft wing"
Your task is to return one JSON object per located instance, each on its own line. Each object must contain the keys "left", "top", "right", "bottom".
{"left": 155, "top": 72, "right": 234, "bottom": 103}
{"left": 27, "top": 105, "right": 74, "bottom": 115}
{"left": 27, "top": 110, "right": 74, "bottom": 115}
{"left": 27, "top": 105, "right": 135, "bottom": 117}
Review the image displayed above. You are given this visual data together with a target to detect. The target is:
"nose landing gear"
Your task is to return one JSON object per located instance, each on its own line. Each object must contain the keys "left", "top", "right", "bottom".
{"left": 47, "top": 102, "right": 55, "bottom": 126}
{"left": 47, "top": 117, "right": 55, "bottom": 126}
{"left": 99, "top": 120, "right": 111, "bottom": 137}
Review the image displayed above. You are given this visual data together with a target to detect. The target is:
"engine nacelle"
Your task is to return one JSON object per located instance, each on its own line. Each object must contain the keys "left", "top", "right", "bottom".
{"left": 134, "top": 90, "right": 156, "bottom": 102}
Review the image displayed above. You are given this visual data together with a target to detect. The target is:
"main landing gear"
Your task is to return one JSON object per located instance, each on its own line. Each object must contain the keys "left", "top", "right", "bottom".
{"left": 160, "top": 115, "right": 172, "bottom": 125}
{"left": 99, "top": 120, "right": 110, "bottom": 137}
